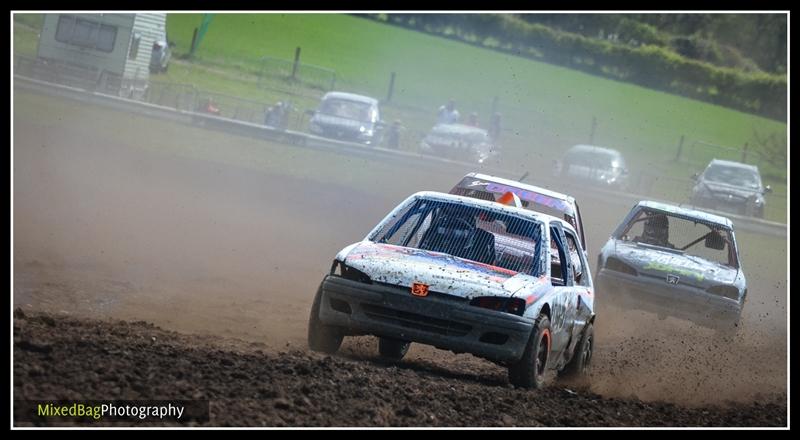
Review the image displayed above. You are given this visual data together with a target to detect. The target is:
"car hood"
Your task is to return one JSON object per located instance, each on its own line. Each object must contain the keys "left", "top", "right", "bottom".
{"left": 613, "top": 241, "right": 738, "bottom": 288}
{"left": 340, "top": 242, "right": 544, "bottom": 300}
{"left": 699, "top": 180, "right": 759, "bottom": 199}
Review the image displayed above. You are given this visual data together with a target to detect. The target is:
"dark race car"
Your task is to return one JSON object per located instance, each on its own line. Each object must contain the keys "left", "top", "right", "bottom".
{"left": 595, "top": 201, "right": 746, "bottom": 334}
{"left": 308, "top": 192, "right": 596, "bottom": 389}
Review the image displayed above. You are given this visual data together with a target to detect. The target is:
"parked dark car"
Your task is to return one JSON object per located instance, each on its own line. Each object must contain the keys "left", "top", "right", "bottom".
{"left": 556, "top": 144, "right": 629, "bottom": 190}
{"left": 691, "top": 159, "right": 771, "bottom": 218}
{"left": 308, "top": 92, "right": 384, "bottom": 145}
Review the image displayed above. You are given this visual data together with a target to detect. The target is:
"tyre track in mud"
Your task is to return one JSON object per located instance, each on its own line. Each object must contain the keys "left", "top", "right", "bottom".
{"left": 13, "top": 310, "right": 786, "bottom": 427}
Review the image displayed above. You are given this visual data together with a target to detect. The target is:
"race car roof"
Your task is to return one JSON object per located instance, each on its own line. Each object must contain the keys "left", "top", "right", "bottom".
{"left": 637, "top": 200, "right": 734, "bottom": 229}
{"left": 463, "top": 173, "right": 576, "bottom": 204}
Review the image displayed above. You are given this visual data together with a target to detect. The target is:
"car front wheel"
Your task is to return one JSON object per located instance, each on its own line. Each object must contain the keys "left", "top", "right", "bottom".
{"left": 378, "top": 337, "right": 410, "bottom": 362}
{"left": 508, "top": 314, "right": 551, "bottom": 389}
{"left": 307, "top": 286, "right": 344, "bottom": 354}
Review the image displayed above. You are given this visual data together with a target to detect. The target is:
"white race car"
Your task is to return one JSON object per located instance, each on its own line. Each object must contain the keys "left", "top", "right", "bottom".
{"left": 308, "top": 191, "right": 596, "bottom": 389}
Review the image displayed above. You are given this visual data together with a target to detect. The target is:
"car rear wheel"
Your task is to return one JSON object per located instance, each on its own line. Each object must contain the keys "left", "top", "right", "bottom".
{"left": 378, "top": 337, "right": 410, "bottom": 362}
{"left": 307, "top": 286, "right": 344, "bottom": 354}
{"left": 508, "top": 314, "right": 551, "bottom": 389}
{"left": 559, "top": 323, "right": 594, "bottom": 379}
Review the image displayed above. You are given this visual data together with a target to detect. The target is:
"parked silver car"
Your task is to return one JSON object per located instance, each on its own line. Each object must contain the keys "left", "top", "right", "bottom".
{"left": 308, "top": 92, "right": 384, "bottom": 145}
{"left": 420, "top": 124, "right": 498, "bottom": 164}
{"left": 556, "top": 144, "right": 629, "bottom": 190}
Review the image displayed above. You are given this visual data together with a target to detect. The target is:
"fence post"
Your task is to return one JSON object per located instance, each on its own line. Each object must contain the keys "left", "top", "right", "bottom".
{"left": 589, "top": 116, "right": 597, "bottom": 144}
{"left": 386, "top": 72, "right": 396, "bottom": 102}
{"left": 674, "top": 135, "right": 685, "bottom": 162}
{"left": 189, "top": 28, "right": 198, "bottom": 58}
{"left": 741, "top": 142, "right": 748, "bottom": 163}
{"left": 291, "top": 47, "right": 301, "bottom": 81}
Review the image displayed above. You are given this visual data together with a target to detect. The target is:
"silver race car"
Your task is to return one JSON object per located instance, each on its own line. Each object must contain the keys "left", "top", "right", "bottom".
{"left": 595, "top": 201, "right": 746, "bottom": 333}
{"left": 308, "top": 192, "right": 596, "bottom": 389}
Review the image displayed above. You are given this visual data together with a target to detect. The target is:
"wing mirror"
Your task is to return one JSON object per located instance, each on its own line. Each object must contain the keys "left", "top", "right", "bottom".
{"left": 705, "top": 231, "right": 725, "bottom": 250}
{"left": 691, "top": 172, "right": 699, "bottom": 181}
{"left": 764, "top": 185, "right": 772, "bottom": 193}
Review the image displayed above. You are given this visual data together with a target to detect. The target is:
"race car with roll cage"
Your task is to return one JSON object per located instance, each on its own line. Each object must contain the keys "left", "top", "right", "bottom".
{"left": 449, "top": 172, "right": 588, "bottom": 256}
{"left": 308, "top": 191, "right": 596, "bottom": 389}
{"left": 595, "top": 201, "right": 746, "bottom": 334}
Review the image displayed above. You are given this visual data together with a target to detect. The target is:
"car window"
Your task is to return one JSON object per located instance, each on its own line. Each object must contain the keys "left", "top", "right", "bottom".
{"left": 371, "top": 198, "right": 544, "bottom": 275}
{"left": 618, "top": 209, "right": 736, "bottom": 267}
{"left": 704, "top": 165, "right": 761, "bottom": 189}
{"left": 319, "top": 98, "right": 372, "bottom": 121}
{"left": 565, "top": 232, "right": 587, "bottom": 286}
{"left": 549, "top": 225, "right": 571, "bottom": 286}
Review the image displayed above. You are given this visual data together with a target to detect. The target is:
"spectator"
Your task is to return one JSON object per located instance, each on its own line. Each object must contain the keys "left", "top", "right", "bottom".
{"left": 489, "top": 112, "right": 502, "bottom": 141}
{"left": 386, "top": 119, "right": 404, "bottom": 149}
{"left": 467, "top": 112, "right": 479, "bottom": 127}
{"left": 437, "top": 99, "right": 460, "bottom": 125}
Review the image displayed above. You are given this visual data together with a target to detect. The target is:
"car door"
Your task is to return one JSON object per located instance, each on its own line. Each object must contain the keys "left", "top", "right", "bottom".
{"left": 548, "top": 222, "right": 579, "bottom": 357}
{"left": 563, "top": 229, "right": 593, "bottom": 355}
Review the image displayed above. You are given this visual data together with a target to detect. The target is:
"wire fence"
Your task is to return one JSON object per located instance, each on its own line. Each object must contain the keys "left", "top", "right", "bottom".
{"left": 257, "top": 55, "right": 337, "bottom": 93}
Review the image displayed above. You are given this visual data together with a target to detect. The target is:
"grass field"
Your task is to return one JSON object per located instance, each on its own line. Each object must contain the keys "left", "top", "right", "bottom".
{"left": 12, "top": 13, "right": 787, "bottom": 222}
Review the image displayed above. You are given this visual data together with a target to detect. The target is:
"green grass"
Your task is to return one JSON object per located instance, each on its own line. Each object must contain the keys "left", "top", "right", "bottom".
{"left": 12, "top": 13, "right": 787, "bottom": 222}
{"left": 165, "top": 13, "right": 787, "bottom": 222}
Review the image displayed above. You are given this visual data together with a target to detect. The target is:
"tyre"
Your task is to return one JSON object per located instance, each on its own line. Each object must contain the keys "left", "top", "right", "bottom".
{"left": 508, "top": 314, "right": 552, "bottom": 389}
{"left": 559, "top": 323, "right": 594, "bottom": 379}
{"left": 307, "top": 286, "right": 343, "bottom": 354}
{"left": 378, "top": 337, "right": 410, "bottom": 362}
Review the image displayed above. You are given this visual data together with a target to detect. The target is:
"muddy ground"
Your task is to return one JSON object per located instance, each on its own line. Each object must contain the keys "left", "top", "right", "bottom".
{"left": 12, "top": 310, "right": 787, "bottom": 427}
{"left": 12, "top": 90, "right": 788, "bottom": 426}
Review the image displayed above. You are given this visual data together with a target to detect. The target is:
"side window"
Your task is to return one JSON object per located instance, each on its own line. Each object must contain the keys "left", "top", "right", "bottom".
{"left": 549, "top": 225, "right": 571, "bottom": 287}
{"left": 54, "top": 15, "right": 117, "bottom": 53}
{"left": 565, "top": 232, "right": 588, "bottom": 286}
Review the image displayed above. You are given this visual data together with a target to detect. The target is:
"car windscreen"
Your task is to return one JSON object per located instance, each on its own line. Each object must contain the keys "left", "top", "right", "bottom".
{"left": 566, "top": 150, "right": 620, "bottom": 169}
{"left": 704, "top": 165, "right": 761, "bottom": 189}
{"left": 319, "top": 98, "right": 373, "bottom": 122}
{"left": 369, "top": 198, "right": 543, "bottom": 275}
{"left": 617, "top": 209, "right": 737, "bottom": 268}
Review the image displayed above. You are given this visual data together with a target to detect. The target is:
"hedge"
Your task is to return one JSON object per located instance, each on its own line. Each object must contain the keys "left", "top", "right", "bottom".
{"left": 358, "top": 14, "right": 786, "bottom": 121}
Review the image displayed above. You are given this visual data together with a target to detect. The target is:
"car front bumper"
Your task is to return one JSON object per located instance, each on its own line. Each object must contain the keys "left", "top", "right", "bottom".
{"left": 595, "top": 269, "right": 742, "bottom": 330}
{"left": 317, "top": 275, "right": 534, "bottom": 363}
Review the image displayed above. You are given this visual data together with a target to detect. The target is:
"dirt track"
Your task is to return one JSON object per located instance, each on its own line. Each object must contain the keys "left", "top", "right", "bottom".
{"left": 13, "top": 310, "right": 786, "bottom": 427}
{"left": 12, "top": 90, "right": 788, "bottom": 426}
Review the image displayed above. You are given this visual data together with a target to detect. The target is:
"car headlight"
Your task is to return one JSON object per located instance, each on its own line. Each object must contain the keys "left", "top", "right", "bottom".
{"left": 754, "top": 197, "right": 764, "bottom": 205}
